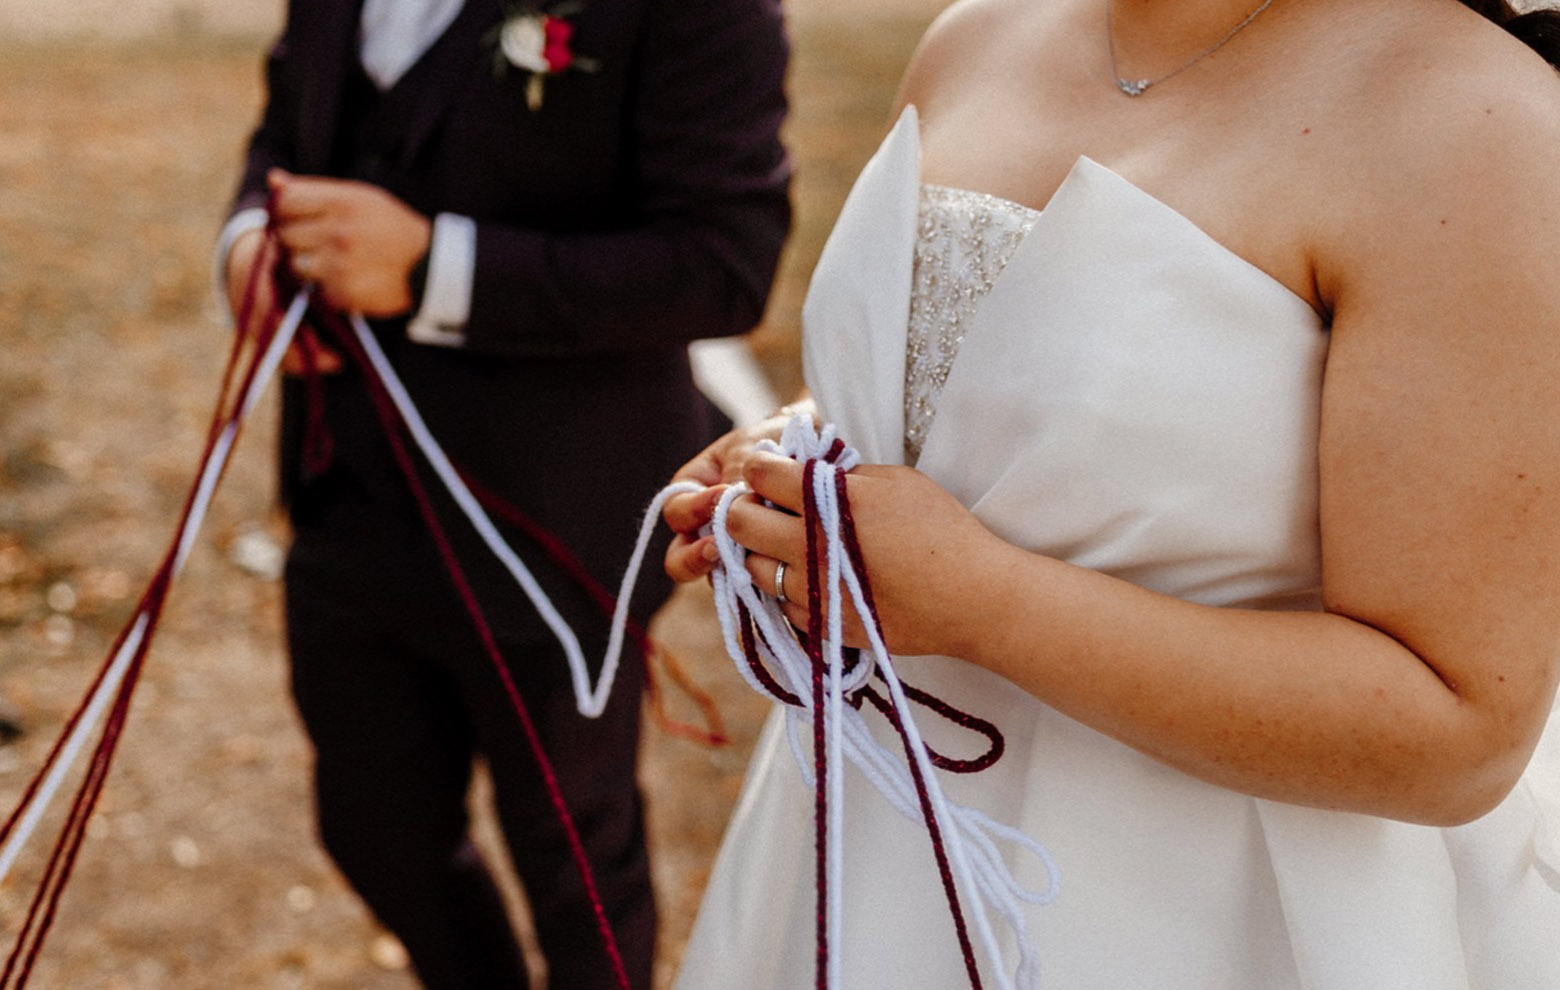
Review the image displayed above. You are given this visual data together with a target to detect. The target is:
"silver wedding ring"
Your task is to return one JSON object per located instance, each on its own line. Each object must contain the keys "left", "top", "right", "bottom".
{"left": 773, "top": 560, "right": 789, "bottom": 605}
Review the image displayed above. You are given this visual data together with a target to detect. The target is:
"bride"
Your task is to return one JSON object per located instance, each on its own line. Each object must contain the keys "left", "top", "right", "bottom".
{"left": 661, "top": 0, "right": 1560, "bottom": 985}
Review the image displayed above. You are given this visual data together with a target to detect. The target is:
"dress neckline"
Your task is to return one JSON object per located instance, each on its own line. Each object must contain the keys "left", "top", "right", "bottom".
{"left": 921, "top": 182, "right": 1046, "bottom": 221}
{"left": 920, "top": 143, "right": 1323, "bottom": 322}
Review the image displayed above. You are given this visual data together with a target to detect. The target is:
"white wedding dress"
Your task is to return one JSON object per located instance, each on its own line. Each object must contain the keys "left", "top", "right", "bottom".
{"left": 674, "top": 107, "right": 1560, "bottom": 989}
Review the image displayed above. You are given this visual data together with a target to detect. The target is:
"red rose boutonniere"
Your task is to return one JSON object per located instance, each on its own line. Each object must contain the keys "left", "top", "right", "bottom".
{"left": 488, "top": 1, "right": 600, "bottom": 111}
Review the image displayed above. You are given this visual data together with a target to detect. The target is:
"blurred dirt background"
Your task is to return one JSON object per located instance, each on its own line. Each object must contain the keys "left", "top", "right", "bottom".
{"left": 0, "top": 0, "right": 948, "bottom": 986}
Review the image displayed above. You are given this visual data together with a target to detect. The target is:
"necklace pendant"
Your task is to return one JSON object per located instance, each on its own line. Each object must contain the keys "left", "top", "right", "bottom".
{"left": 1105, "top": 0, "right": 1277, "bottom": 98}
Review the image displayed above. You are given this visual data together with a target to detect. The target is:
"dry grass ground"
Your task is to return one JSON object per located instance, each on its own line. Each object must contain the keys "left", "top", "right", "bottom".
{"left": 0, "top": 2, "right": 946, "bottom": 987}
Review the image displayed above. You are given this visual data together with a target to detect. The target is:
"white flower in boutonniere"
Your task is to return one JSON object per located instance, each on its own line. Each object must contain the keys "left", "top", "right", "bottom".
{"left": 488, "top": 1, "right": 600, "bottom": 111}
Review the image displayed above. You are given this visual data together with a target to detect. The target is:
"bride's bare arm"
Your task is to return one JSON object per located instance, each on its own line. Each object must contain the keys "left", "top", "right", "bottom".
{"left": 723, "top": 53, "right": 1560, "bottom": 828}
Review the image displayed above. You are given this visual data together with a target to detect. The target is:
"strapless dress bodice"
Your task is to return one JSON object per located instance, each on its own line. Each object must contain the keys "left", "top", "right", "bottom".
{"left": 904, "top": 184, "right": 1041, "bottom": 464}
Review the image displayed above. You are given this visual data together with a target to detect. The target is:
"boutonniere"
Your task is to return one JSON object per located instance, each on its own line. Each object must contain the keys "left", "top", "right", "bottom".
{"left": 486, "top": 1, "right": 600, "bottom": 111}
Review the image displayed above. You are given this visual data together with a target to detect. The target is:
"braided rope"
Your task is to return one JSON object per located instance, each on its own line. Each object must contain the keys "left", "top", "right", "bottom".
{"left": 698, "top": 416, "right": 1059, "bottom": 990}
{"left": 0, "top": 266, "right": 305, "bottom": 986}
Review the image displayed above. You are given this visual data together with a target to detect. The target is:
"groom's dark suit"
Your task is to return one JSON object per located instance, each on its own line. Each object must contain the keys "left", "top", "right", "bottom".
{"left": 228, "top": 1, "right": 789, "bottom": 986}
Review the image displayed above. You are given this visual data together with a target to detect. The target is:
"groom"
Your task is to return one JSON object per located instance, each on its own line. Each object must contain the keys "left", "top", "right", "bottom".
{"left": 218, "top": 0, "right": 790, "bottom": 986}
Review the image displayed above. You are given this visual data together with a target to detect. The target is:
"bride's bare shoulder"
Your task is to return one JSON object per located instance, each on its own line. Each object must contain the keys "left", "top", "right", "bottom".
{"left": 1323, "top": 0, "right": 1560, "bottom": 151}
{"left": 892, "top": 0, "right": 1032, "bottom": 116}
{"left": 1321, "top": 0, "right": 1560, "bottom": 240}
{"left": 1311, "top": 0, "right": 1560, "bottom": 317}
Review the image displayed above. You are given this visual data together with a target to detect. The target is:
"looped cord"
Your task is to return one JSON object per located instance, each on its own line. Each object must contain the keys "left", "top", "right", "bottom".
{"left": 699, "top": 415, "right": 1059, "bottom": 990}
{"left": 339, "top": 312, "right": 689, "bottom": 722}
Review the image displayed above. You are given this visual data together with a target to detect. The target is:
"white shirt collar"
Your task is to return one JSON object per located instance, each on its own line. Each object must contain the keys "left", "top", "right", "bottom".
{"left": 358, "top": 0, "right": 467, "bottom": 90}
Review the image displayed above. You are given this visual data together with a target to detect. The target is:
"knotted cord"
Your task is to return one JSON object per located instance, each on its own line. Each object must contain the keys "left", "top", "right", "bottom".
{"left": 296, "top": 306, "right": 1059, "bottom": 987}
{"left": 701, "top": 416, "right": 1060, "bottom": 990}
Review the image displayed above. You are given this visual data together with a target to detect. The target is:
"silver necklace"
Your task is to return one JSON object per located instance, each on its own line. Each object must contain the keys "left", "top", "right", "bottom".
{"left": 1106, "top": 0, "right": 1276, "bottom": 96}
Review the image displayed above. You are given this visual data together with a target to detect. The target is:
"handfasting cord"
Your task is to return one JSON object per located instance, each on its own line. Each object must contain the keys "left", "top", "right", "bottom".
{"left": 0, "top": 222, "right": 1050, "bottom": 988}
{"left": 281, "top": 295, "right": 1056, "bottom": 987}
{"left": 0, "top": 219, "right": 707, "bottom": 985}
{"left": 701, "top": 416, "right": 1060, "bottom": 990}
{"left": 0, "top": 234, "right": 305, "bottom": 987}
{"left": 301, "top": 302, "right": 644, "bottom": 989}
{"left": 305, "top": 297, "right": 1057, "bottom": 986}
{"left": 458, "top": 468, "right": 727, "bottom": 746}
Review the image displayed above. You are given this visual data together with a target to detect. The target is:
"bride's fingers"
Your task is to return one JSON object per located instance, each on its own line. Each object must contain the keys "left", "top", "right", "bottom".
{"left": 752, "top": 556, "right": 872, "bottom": 646}
{"left": 662, "top": 484, "right": 722, "bottom": 534}
{"left": 665, "top": 532, "right": 718, "bottom": 583}
{"left": 744, "top": 552, "right": 803, "bottom": 605}
{"left": 781, "top": 600, "right": 813, "bottom": 630}
{"left": 743, "top": 452, "right": 807, "bottom": 513}
{"left": 724, "top": 493, "right": 806, "bottom": 563}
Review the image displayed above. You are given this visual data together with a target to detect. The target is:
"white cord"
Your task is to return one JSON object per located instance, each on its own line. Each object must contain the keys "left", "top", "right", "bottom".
{"left": 346, "top": 313, "right": 697, "bottom": 719}
{"left": 701, "top": 415, "right": 1058, "bottom": 989}
{"left": 0, "top": 292, "right": 306, "bottom": 884}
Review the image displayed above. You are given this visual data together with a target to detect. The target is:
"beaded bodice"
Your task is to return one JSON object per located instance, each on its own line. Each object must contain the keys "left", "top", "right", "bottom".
{"left": 903, "top": 184, "right": 1042, "bottom": 464}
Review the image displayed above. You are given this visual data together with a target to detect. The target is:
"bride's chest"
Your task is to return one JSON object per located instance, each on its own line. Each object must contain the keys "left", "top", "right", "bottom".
{"left": 915, "top": 105, "right": 1329, "bottom": 319}
{"left": 803, "top": 107, "right": 1332, "bottom": 600}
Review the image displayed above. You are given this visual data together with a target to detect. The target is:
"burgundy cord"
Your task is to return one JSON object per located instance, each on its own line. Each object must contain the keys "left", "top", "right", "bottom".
{"left": 801, "top": 459, "right": 831, "bottom": 989}
{"left": 730, "top": 455, "right": 993, "bottom": 990}
{"left": 1, "top": 236, "right": 285, "bottom": 985}
{"left": 831, "top": 466, "right": 985, "bottom": 989}
{"left": 305, "top": 304, "right": 632, "bottom": 990}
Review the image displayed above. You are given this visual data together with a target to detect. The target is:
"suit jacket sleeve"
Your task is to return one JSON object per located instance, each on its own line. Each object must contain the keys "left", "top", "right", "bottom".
{"left": 461, "top": 0, "right": 792, "bottom": 358}
{"left": 233, "top": 15, "right": 306, "bottom": 217}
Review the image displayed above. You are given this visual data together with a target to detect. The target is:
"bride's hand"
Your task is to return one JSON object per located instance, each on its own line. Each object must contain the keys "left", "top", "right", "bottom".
{"left": 662, "top": 410, "right": 800, "bottom": 583}
{"left": 728, "top": 450, "right": 1005, "bottom": 658}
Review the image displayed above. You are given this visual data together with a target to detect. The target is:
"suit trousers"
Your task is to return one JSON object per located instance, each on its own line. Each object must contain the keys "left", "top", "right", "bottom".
{"left": 283, "top": 465, "right": 656, "bottom": 990}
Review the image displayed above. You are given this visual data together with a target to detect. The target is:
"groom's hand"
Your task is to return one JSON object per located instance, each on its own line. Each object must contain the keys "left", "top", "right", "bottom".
{"left": 268, "top": 169, "right": 432, "bottom": 318}
{"left": 224, "top": 226, "right": 344, "bottom": 376}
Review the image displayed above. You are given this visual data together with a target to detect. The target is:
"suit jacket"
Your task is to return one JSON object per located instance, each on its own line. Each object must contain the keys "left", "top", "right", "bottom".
{"left": 232, "top": 0, "right": 791, "bottom": 633}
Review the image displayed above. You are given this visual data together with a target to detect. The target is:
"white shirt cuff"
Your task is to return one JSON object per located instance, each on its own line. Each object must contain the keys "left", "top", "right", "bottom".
{"left": 406, "top": 212, "right": 476, "bottom": 348}
{"left": 214, "top": 208, "right": 270, "bottom": 325}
